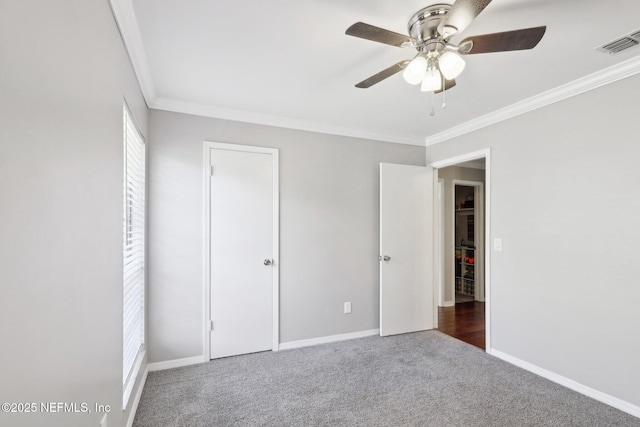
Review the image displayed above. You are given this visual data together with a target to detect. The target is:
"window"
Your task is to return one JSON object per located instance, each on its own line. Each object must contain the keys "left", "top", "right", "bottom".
{"left": 122, "top": 104, "right": 145, "bottom": 407}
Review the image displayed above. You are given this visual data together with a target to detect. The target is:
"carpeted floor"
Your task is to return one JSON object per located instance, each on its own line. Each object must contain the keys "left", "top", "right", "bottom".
{"left": 133, "top": 331, "right": 639, "bottom": 426}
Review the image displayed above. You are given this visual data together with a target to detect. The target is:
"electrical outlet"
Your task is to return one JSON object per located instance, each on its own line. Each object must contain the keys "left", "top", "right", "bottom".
{"left": 344, "top": 302, "right": 352, "bottom": 314}
{"left": 493, "top": 238, "right": 503, "bottom": 252}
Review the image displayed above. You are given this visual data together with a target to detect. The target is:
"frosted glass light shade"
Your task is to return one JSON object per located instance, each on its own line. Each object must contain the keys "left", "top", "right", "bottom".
{"left": 402, "top": 56, "right": 428, "bottom": 85}
{"left": 438, "top": 51, "right": 465, "bottom": 80}
{"left": 421, "top": 68, "right": 442, "bottom": 92}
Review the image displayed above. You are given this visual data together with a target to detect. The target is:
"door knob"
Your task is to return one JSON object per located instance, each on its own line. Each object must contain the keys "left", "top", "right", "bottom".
{"left": 379, "top": 255, "right": 391, "bottom": 261}
{"left": 264, "top": 259, "right": 272, "bottom": 266}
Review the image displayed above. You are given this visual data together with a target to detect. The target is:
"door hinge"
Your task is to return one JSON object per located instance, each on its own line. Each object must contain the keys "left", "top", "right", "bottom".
{"left": 210, "top": 320, "right": 214, "bottom": 331}
{"left": 210, "top": 166, "right": 214, "bottom": 176}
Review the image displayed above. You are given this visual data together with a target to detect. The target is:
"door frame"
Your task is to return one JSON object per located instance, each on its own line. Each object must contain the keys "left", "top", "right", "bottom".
{"left": 202, "top": 141, "right": 280, "bottom": 361}
{"left": 430, "top": 148, "right": 491, "bottom": 352}
{"left": 436, "top": 179, "right": 445, "bottom": 307}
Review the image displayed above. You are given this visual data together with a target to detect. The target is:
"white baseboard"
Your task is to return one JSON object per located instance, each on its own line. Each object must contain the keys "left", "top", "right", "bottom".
{"left": 440, "top": 301, "right": 455, "bottom": 307}
{"left": 125, "top": 365, "right": 148, "bottom": 427}
{"left": 147, "top": 355, "right": 205, "bottom": 372}
{"left": 490, "top": 349, "right": 640, "bottom": 419}
{"left": 279, "top": 329, "right": 380, "bottom": 351}
{"left": 126, "top": 356, "right": 203, "bottom": 427}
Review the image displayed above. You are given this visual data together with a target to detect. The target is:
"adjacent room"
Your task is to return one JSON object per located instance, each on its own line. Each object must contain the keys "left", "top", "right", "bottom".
{"left": 1, "top": 1, "right": 639, "bottom": 426}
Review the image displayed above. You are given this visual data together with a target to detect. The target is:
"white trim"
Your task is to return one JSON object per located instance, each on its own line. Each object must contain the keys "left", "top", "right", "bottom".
{"left": 425, "top": 55, "right": 640, "bottom": 146}
{"left": 440, "top": 301, "right": 455, "bottom": 307}
{"left": 430, "top": 149, "right": 490, "bottom": 169}
{"left": 147, "top": 356, "right": 204, "bottom": 372}
{"left": 152, "top": 97, "right": 424, "bottom": 146}
{"left": 436, "top": 179, "right": 445, "bottom": 307}
{"left": 483, "top": 151, "right": 491, "bottom": 351}
{"left": 125, "top": 365, "right": 148, "bottom": 427}
{"left": 279, "top": 329, "right": 380, "bottom": 351}
{"left": 491, "top": 349, "right": 640, "bottom": 419}
{"left": 108, "top": 0, "right": 156, "bottom": 105}
{"left": 475, "top": 184, "right": 484, "bottom": 302}
{"left": 203, "top": 142, "right": 280, "bottom": 361}
{"left": 429, "top": 148, "right": 491, "bottom": 351}
{"left": 122, "top": 350, "right": 144, "bottom": 409}
{"left": 272, "top": 149, "right": 280, "bottom": 351}
{"left": 202, "top": 145, "right": 210, "bottom": 362}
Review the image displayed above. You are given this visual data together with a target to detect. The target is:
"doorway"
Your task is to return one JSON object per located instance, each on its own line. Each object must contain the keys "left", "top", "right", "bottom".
{"left": 452, "top": 181, "right": 484, "bottom": 304}
{"left": 203, "top": 142, "right": 279, "bottom": 360}
{"left": 431, "top": 150, "right": 490, "bottom": 351}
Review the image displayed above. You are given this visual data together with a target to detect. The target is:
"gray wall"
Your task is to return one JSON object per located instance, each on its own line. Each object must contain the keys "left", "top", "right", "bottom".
{"left": 147, "top": 110, "right": 426, "bottom": 362}
{"left": 438, "top": 167, "right": 485, "bottom": 304}
{"left": 425, "top": 74, "right": 640, "bottom": 408}
{"left": 0, "top": 1, "right": 148, "bottom": 426}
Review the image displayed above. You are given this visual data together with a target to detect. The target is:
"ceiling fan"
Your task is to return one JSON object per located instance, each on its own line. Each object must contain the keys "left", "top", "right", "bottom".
{"left": 346, "top": 0, "right": 546, "bottom": 94}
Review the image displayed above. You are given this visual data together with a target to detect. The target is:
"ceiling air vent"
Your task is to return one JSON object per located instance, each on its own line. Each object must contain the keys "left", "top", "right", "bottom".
{"left": 597, "top": 31, "right": 640, "bottom": 55}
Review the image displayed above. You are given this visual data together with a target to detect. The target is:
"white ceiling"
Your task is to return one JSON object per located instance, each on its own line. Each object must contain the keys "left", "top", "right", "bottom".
{"left": 115, "top": 0, "right": 640, "bottom": 145}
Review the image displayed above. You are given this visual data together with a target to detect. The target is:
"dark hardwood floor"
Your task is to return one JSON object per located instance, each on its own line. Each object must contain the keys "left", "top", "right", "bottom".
{"left": 437, "top": 301, "right": 486, "bottom": 350}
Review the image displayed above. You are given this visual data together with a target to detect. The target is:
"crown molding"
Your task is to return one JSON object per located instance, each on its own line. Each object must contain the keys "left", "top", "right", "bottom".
{"left": 424, "top": 55, "right": 640, "bottom": 147}
{"left": 150, "top": 97, "right": 425, "bottom": 146}
{"left": 108, "top": 0, "right": 156, "bottom": 104}
{"left": 109, "top": 1, "right": 423, "bottom": 146}
{"left": 110, "top": 0, "right": 640, "bottom": 149}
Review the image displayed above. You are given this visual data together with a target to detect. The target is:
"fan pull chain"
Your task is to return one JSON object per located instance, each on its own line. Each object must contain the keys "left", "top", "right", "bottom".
{"left": 441, "top": 77, "right": 447, "bottom": 109}
{"left": 429, "top": 91, "right": 436, "bottom": 117}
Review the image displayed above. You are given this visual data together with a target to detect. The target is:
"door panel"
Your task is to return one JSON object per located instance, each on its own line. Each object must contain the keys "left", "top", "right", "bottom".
{"left": 380, "top": 163, "right": 434, "bottom": 336}
{"left": 209, "top": 148, "right": 273, "bottom": 359}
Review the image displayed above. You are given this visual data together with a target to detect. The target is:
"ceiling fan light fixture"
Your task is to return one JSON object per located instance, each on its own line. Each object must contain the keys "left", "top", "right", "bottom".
{"left": 402, "top": 55, "right": 428, "bottom": 85}
{"left": 438, "top": 51, "right": 466, "bottom": 80}
{"left": 346, "top": 1, "right": 547, "bottom": 99}
{"left": 421, "top": 68, "right": 442, "bottom": 92}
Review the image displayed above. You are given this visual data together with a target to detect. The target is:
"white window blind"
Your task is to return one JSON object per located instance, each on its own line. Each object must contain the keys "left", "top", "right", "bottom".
{"left": 122, "top": 105, "right": 145, "bottom": 406}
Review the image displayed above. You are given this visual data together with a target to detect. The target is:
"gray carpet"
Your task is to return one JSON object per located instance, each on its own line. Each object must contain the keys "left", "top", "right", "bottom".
{"left": 133, "top": 331, "right": 639, "bottom": 426}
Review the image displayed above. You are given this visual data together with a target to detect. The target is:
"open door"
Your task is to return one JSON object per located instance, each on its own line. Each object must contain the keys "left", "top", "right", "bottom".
{"left": 380, "top": 163, "right": 434, "bottom": 336}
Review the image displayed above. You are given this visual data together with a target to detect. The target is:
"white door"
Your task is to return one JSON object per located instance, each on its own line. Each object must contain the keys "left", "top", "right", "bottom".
{"left": 209, "top": 146, "right": 276, "bottom": 359}
{"left": 379, "top": 163, "right": 434, "bottom": 336}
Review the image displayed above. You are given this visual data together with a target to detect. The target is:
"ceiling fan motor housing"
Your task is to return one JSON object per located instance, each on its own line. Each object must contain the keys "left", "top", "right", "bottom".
{"left": 408, "top": 4, "right": 451, "bottom": 48}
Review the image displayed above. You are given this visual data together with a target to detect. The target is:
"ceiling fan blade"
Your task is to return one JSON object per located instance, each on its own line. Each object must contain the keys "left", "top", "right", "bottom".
{"left": 346, "top": 22, "right": 415, "bottom": 48}
{"left": 441, "top": 0, "right": 493, "bottom": 37}
{"left": 355, "top": 60, "right": 410, "bottom": 88}
{"left": 459, "top": 26, "right": 546, "bottom": 54}
{"left": 435, "top": 79, "right": 456, "bottom": 94}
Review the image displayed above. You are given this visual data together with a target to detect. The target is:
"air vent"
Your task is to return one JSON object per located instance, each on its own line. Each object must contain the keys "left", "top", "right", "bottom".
{"left": 597, "top": 30, "right": 640, "bottom": 55}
